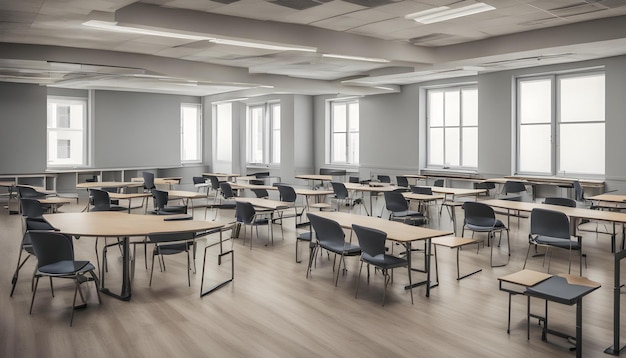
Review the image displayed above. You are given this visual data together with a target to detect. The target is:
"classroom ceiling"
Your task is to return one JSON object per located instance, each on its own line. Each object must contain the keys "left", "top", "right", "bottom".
{"left": 1, "top": 0, "right": 626, "bottom": 97}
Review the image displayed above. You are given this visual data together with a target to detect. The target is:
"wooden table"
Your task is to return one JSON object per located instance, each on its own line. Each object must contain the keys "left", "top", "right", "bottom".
{"left": 131, "top": 177, "right": 181, "bottom": 188}
{"left": 44, "top": 212, "right": 226, "bottom": 301}
{"left": 295, "top": 174, "right": 333, "bottom": 189}
{"left": 167, "top": 190, "right": 210, "bottom": 214}
{"left": 108, "top": 192, "right": 152, "bottom": 213}
{"left": 203, "top": 173, "right": 239, "bottom": 182}
{"left": 587, "top": 193, "right": 626, "bottom": 210}
{"left": 342, "top": 182, "right": 398, "bottom": 215}
{"left": 77, "top": 181, "right": 145, "bottom": 211}
{"left": 39, "top": 197, "right": 73, "bottom": 212}
{"left": 309, "top": 211, "right": 452, "bottom": 297}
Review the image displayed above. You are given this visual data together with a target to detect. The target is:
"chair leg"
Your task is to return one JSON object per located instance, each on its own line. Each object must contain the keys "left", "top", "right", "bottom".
{"left": 29, "top": 275, "right": 40, "bottom": 314}
{"left": 10, "top": 251, "right": 30, "bottom": 297}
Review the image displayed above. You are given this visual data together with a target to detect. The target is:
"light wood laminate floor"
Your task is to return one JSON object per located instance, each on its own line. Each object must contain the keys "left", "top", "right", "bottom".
{"left": 1, "top": 196, "right": 623, "bottom": 358}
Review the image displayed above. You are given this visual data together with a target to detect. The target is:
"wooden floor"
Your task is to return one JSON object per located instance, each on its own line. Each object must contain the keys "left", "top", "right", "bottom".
{"left": 1, "top": 194, "right": 625, "bottom": 358}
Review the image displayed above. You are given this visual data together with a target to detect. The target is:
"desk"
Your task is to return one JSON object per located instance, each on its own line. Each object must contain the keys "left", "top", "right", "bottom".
{"left": 131, "top": 177, "right": 181, "bottom": 188}
{"left": 231, "top": 183, "right": 333, "bottom": 213}
{"left": 44, "top": 212, "right": 226, "bottom": 301}
{"left": 310, "top": 211, "right": 452, "bottom": 297}
{"left": 39, "top": 197, "right": 72, "bottom": 212}
{"left": 77, "top": 181, "right": 145, "bottom": 212}
{"left": 167, "top": 190, "right": 209, "bottom": 214}
{"left": 202, "top": 173, "right": 239, "bottom": 182}
{"left": 295, "top": 174, "right": 333, "bottom": 189}
{"left": 343, "top": 182, "right": 397, "bottom": 215}
{"left": 0, "top": 181, "right": 16, "bottom": 211}
{"left": 498, "top": 270, "right": 600, "bottom": 358}
{"left": 108, "top": 192, "right": 152, "bottom": 213}
{"left": 587, "top": 194, "right": 626, "bottom": 211}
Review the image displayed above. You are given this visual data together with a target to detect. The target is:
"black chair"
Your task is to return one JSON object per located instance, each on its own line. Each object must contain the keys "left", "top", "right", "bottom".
{"left": 90, "top": 188, "right": 126, "bottom": 212}
{"left": 377, "top": 175, "right": 391, "bottom": 183}
{"left": 148, "top": 231, "right": 196, "bottom": 287}
{"left": 208, "top": 182, "right": 238, "bottom": 220}
{"left": 330, "top": 182, "right": 353, "bottom": 212}
{"left": 306, "top": 213, "right": 361, "bottom": 286}
{"left": 16, "top": 185, "right": 48, "bottom": 199}
{"left": 461, "top": 201, "right": 510, "bottom": 267}
{"left": 433, "top": 179, "right": 444, "bottom": 187}
{"left": 276, "top": 184, "right": 305, "bottom": 226}
{"left": 544, "top": 197, "right": 576, "bottom": 208}
{"left": 152, "top": 189, "right": 187, "bottom": 215}
{"left": 383, "top": 191, "right": 426, "bottom": 226}
{"left": 349, "top": 176, "right": 360, "bottom": 183}
{"left": 235, "top": 201, "right": 273, "bottom": 250}
{"left": 352, "top": 224, "right": 412, "bottom": 305}
{"left": 28, "top": 231, "right": 101, "bottom": 326}
{"left": 10, "top": 199, "right": 58, "bottom": 297}
{"left": 409, "top": 185, "right": 438, "bottom": 217}
{"left": 193, "top": 176, "right": 210, "bottom": 193}
{"left": 142, "top": 172, "right": 156, "bottom": 191}
{"left": 524, "top": 208, "right": 584, "bottom": 275}
{"left": 503, "top": 181, "right": 527, "bottom": 199}
{"left": 251, "top": 188, "right": 269, "bottom": 199}
{"left": 474, "top": 182, "right": 495, "bottom": 196}
{"left": 396, "top": 176, "right": 409, "bottom": 188}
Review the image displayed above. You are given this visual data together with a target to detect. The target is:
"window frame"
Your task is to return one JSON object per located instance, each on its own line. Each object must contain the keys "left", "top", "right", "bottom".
{"left": 515, "top": 70, "right": 605, "bottom": 177}
{"left": 46, "top": 95, "right": 89, "bottom": 168}
{"left": 246, "top": 101, "right": 280, "bottom": 166}
{"left": 425, "top": 84, "right": 478, "bottom": 170}
{"left": 180, "top": 103, "right": 203, "bottom": 164}
{"left": 328, "top": 97, "right": 359, "bottom": 165}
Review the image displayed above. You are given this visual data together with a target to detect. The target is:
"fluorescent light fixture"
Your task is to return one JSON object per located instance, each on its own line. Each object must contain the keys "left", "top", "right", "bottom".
{"left": 212, "top": 98, "right": 249, "bottom": 104}
{"left": 406, "top": 2, "right": 495, "bottom": 24}
{"left": 322, "top": 54, "right": 390, "bottom": 63}
{"left": 83, "top": 20, "right": 211, "bottom": 41}
{"left": 209, "top": 38, "right": 316, "bottom": 52}
{"left": 83, "top": 20, "right": 316, "bottom": 52}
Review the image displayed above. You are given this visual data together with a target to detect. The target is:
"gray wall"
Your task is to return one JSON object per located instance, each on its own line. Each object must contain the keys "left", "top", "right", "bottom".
{"left": 93, "top": 90, "right": 200, "bottom": 168}
{"left": 0, "top": 82, "right": 47, "bottom": 174}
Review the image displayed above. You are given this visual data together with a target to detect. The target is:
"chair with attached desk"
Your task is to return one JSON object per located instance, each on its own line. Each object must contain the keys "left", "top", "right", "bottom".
{"left": 148, "top": 231, "right": 196, "bottom": 287}
{"left": 306, "top": 213, "right": 361, "bottom": 286}
{"left": 352, "top": 224, "right": 412, "bottom": 306}
{"left": 29, "top": 231, "right": 101, "bottom": 327}
{"left": 524, "top": 208, "right": 585, "bottom": 275}
{"left": 461, "top": 201, "right": 510, "bottom": 267}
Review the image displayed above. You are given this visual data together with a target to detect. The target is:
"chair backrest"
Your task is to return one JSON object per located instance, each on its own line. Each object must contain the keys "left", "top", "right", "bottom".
{"left": 410, "top": 185, "right": 432, "bottom": 195}
{"left": 276, "top": 184, "right": 297, "bottom": 203}
{"left": 20, "top": 198, "right": 46, "bottom": 218}
{"left": 142, "top": 172, "right": 156, "bottom": 190}
{"left": 207, "top": 175, "right": 221, "bottom": 190}
{"left": 474, "top": 182, "right": 495, "bottom": 190}
{"left": 251, "top": 188, "right": 269, "bottom": 198}
{"left": 462, "top": 201, "right": 496, "bottom": 226}
{"left": 504, "top": 181, "right": 526, "bottom": 195}
{"left": 544, "top": 197, "right": 576, "bottom": 208}
{"left": 383, "top": 191, "right": 409, "bottom": 212}
{"left": 220, "top": 182, "right": 236, "bottom": 199}
{"left": 249, "top": 179, "right": 265, "bottom": 185}
{"left": 396, "top": 176, "right": 409, "bottom": 188}
{"left": 573, "top": 180, "right": 585, "bottom": 201}
{"left": 377, "top": 175, "right": 391, "bottom": 183}
{"left": 307, "top": 213, "right": 345, "bottom": 245}
{"left": 330, "top": 182, "right": 349, "bottom": 200}
{"left": 433, "top": 179, "right": 444, "bottom": 187}
{"left": 235, "top": 201, "right": 256, "bottom": 224}
{"left": 192, "top": 176, "right": 205, "bottom": 185}
{"left": 29, "top": 231, "right": 75, "bottom": 269}
{"left": 90, "top": 188, "right": 112, "bottom": 211}
{"left": 349, "top": 176, "right": 360, "bottom": 183}
{"left": 352, "top": 224, "right": 386, "bottom": 257}
{"left": 152, "top": 189, "right": 169, "bottom": 210}
{"left": 530, "top": 208, "right": 570, "bottom": 239}
{"left": 149, "top": 231, "right": 195, "bottom": 244}
{"left": 16, "top": 186, "right": 46, "bottom": 199}
{"left": 254, "top": 172, "right": 271, "bottom": 178}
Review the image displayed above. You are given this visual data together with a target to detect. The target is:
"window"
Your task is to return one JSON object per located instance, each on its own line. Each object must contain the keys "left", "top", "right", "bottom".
{"left": 329, "top": 98, "right": 359, "bottom": 164}
{"left": 426, "top": 86, "right": 478, "bottom": 169}
{"left": 47, "top": 97, "right": 88, "bottom": 167}
{"left": 181, "top": 103, "right": 202, "bottom": 163}
{"left": 517, "top": 71, "right": 605, "bottom": 176}
{"left": 213, "top": 102, "right": 232, "bottom": 162}
{"left": 246, "top": 102, "right": 280, "bottom": 165}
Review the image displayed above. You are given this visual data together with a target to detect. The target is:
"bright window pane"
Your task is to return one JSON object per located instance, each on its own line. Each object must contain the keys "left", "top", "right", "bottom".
{"left": 520, "top": 79, "right": 551, "bottom": 124}
{"left": 444, "top": 91, "right": 460, "bottom": 126}
{"left": 462, "top": 88, "right": 478, "bottom": 126}
{"left": 348, "top": 103, "right": 359, "bottom": 131}
{"left": 560, "top": 74, "right": 605, "bottom": 123}
{"left": 559, "top": 123, "right": 604, "bottom": 175}
{"left": 333, "top": 104, "right": 346, "bottom": 132}
{"left": 429, "top": 128, "right": 443, "bottom": 166}
{"left": 444, "top": 128, "right": 460, "bottom": 166}
{"left": 249, "top": 106, "right": 264, "bottom": 163}
{"left": 462, "top": 127, "right": 478, "bottom": 167}
{"left": 333, "top": 133, "right": 346, "bottom": 162}
{"left": 47, "top": 97, "right": 87, "bottom": 167}
{"left": 428, "top": 91, "right": 444, "bottom": 126}
{"left": 349, "top": 132, "right": 359, "bottom": 164}
{"left": 181, "top": 104, "right": 201, "bottom": 162}
{"left": 519, "top": 124, "right": 551, "bottom": 173}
